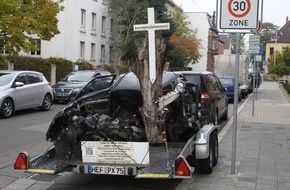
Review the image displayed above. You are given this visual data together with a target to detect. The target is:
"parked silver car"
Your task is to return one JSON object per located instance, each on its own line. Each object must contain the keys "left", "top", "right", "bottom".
{"left": 0, "top": 70, "right": 53, "bottom": 118}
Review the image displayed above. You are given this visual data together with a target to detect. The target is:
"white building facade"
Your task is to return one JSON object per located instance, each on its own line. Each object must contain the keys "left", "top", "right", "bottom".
{"left": 22, "top": 0, "right": 114, "bottom": 68}
{"left": 184, "top": 12, "right": 212, "bottom": 71}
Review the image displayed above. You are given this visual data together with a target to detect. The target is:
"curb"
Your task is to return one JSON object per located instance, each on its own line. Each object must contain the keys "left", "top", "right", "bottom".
{"left": 279, "top": 84, "right": 290, "bottom": 103}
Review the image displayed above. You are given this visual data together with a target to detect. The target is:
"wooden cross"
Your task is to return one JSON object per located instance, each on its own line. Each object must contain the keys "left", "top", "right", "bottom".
{"left": 133, "top": 7, "right": 170, "bottom": 83}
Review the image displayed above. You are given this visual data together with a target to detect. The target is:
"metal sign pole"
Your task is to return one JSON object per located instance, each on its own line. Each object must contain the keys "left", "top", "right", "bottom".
{"left": 231, "top": 33, "right": 240, "bottom": 174}
{"left": 252, "top": 56, "right": 256, "bottom": 116}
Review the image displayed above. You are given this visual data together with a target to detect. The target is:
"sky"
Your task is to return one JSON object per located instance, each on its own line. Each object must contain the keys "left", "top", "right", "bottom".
{"left": 172, "top": 0, "right": 289, "bottom": 28}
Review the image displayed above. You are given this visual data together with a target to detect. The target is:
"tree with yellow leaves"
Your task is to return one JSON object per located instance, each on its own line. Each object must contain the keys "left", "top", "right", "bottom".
{"left": 0, "top": 0, "right": 63, "bottom": 54}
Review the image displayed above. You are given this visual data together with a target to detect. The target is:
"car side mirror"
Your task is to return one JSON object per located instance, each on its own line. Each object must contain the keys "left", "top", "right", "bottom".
{"left": 13, "top": 82, "right": 24, "bottom": 88}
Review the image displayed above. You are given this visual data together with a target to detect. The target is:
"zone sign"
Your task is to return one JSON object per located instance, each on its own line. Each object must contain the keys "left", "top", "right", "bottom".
{"left": 219, "top": 0, "right": 259, "bottom": 30}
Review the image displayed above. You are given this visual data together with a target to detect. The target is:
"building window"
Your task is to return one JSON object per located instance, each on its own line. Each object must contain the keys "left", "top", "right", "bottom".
{"left": 270, "top": 47, "right": 274, "bottom": 56}
{"left": 102, "top": 16, "right": 106, "bottom": 35}
{"left": 92, "top": 13, "right": 96, "bottom": 30}
{"left": 91, "top": 43, "right": 96, "bottom": 60}
{"left": 101, "top": 45, "right": 105, "bottom": 62}
{"left": 31, "top": 39, "right": 41, "bottom": 55}
{"left": 212, "top": 40, "right": 217, "bottom": 50}
{"left": 109, "top": 46, "right": 114, "bottom": 62}
{"left": 110, "top": 19, "right": 114, "bottom": 33}
{"left": 80, "top": 41, "right": 85, "bottom": 59}
{"left": 81, "top": 9, "right": 86, "bottom": 27}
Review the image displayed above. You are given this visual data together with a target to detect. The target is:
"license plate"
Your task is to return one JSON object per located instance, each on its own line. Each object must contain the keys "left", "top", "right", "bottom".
{"left": 56, "top": 93, "right": 67, "bottom": 97}
{"left": 88, "top": 166, "right": 125, "bottom": 175}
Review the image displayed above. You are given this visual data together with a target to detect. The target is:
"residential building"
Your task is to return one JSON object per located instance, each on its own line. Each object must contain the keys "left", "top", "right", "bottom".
{"left": 265, "top": 17, "right": 290, "bottom": 74}
{"left": 219, "top": 34, "right": 232, "bottom": 55}
{"left": 165, "top": 0, "right": 181, "bottom": 16}
{"left": 19, "top": 0, "right": 113, "bottom": 68}
{"left": 184, "top": 12, "right": 220, "bottom": 71}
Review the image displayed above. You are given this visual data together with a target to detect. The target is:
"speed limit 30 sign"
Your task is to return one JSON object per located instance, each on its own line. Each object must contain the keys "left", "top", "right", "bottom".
{"left": 219, "top": 0, "right": 260, "bottom": 30}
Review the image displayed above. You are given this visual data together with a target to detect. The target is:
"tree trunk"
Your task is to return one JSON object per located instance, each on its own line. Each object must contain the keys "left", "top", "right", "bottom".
{"left": 132, "top": 37, "right": 168, "bottom": 144}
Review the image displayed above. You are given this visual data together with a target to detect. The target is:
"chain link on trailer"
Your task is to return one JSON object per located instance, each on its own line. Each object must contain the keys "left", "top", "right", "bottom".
{"left": 156, "top": 109, "right": 171, "bottom": 173}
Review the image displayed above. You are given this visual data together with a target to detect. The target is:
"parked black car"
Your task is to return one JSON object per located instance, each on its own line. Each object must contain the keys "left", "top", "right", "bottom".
{"left": 248, "top": 72, "right": 262, "bottom": 93}
{"left": 52, "top": 69, "right": 111, "bottom": 103}
{"left": 175, "top": 71, "right": 228, "bottom": 125}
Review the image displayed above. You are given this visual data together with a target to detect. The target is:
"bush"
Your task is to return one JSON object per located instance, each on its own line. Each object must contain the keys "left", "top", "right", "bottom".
{"left": 0, "top": 55, "right": 128, "bottom": 81}
{"left": 0, "top": 55, "right": 8, "bottom": 70}
{"left": 283, "top": 82, "right": 290, "bottom": 94}
{"left": 264, "top": 73, "right": 279, "bottom": 81}
{"left": 74, "top": 60, "right": 94, "bottom": 70}
{"left": 48, "top": 57, "right": 73, "bottom": 82}
{"left": 6, "top": 55, "right": 51, "bottom": 81}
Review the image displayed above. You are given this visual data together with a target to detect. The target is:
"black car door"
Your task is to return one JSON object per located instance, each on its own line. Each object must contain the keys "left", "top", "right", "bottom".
{"left": 211, "top": 75, "right": 227, "bottom": 118}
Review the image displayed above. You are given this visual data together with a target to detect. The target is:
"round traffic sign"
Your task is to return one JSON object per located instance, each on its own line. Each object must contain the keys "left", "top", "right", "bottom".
{"left": 228, "top": 0, "right": 251, "bottom": 18}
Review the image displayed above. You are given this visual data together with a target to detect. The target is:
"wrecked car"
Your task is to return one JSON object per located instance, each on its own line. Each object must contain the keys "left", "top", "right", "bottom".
{"left": 45, "top": 72, "right": 202, "bottom": 157}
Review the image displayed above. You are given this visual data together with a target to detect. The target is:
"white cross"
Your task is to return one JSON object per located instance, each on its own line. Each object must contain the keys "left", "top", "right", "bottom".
{"left": 133, "top": 8, "right": 170, "bottom": 83}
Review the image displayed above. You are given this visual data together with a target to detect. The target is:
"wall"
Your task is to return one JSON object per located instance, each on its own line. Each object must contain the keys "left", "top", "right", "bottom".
{"left": 184, "top": 12, "right": 209, "bottom": 71}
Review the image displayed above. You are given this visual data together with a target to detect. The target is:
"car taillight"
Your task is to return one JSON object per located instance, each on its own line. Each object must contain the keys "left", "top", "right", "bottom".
{"left": 175, "top": 157, "right": 190, "bottom": 176}
{"left": 14, "top": 152, "right": 28, "bottom": 170}
{"left": 201, "top": 92, "right": 210, "bottom": 103}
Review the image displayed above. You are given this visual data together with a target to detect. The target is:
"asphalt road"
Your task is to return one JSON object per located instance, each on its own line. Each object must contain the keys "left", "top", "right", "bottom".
{"left": 0, "top": 98, "right": 243, "bottom": 190}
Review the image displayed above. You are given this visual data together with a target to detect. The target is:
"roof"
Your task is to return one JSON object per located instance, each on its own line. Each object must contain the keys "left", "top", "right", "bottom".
{"left": 0, "top": 70, "right": 42, "bottom": 74}
{"left": 166, "top": 0, "right": 178, "bottom": 7}
{"left": 277, "top": 20, "right": 290, "bottom": 43}
{"left": 174, "top": 71, "right": 214, "bottom": 75}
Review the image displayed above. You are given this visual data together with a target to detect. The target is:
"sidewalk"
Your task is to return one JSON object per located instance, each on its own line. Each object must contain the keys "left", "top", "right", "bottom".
{"left": 177, "top": 81, "right": 290, "bottom": 190}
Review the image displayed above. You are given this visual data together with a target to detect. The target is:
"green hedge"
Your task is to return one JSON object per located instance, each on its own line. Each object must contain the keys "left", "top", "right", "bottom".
{"left": 283, "top": 81, "right": 290, "bottom": 94}
{"left": 0, "top": 55, "right": 8, "bottom": 70}
{"left": 0, "top": 55, "right": 130, "bottom": 82}
{"left": 47, "top": 57, "right": 73, "bottom": 82}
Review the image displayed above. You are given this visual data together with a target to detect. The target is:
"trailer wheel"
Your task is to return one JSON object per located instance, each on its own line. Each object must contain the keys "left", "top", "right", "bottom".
{"left": 212, "top": 130, "right": 218, "bottom": 166}
{"left": 197, "top": 134, "right": 214, "bottom": 174}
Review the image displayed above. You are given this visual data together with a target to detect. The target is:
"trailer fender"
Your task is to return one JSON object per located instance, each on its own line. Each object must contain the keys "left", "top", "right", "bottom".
{"left": 195, "top": 124, "right": 218, "bottom": 159}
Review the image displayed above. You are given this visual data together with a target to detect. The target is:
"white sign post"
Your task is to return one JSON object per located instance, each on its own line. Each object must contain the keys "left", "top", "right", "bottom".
{"left": 217, "top": 0, "right": 262, "bottom": 175}
{"left": 133, "top": 8, "right": 170, "bottom": 83}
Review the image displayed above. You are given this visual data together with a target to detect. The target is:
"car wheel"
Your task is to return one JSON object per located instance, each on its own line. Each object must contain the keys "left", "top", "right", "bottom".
{"left": 241, "top": 93, "right": 245, "bottom": 99}
{"left": 212, "top": 130, "right": 219, "bottom": 166}
{"left": 41, "top": 94, "right": 52, "bottom": 111}
{"left": 221, "top": 106, "right": 228, "bottom": 121}
{"left": 0, "top": 98, "right": 14, "bottom": 118}
{"left": 213, "top": 111, "right": 218, "bottom": 125}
